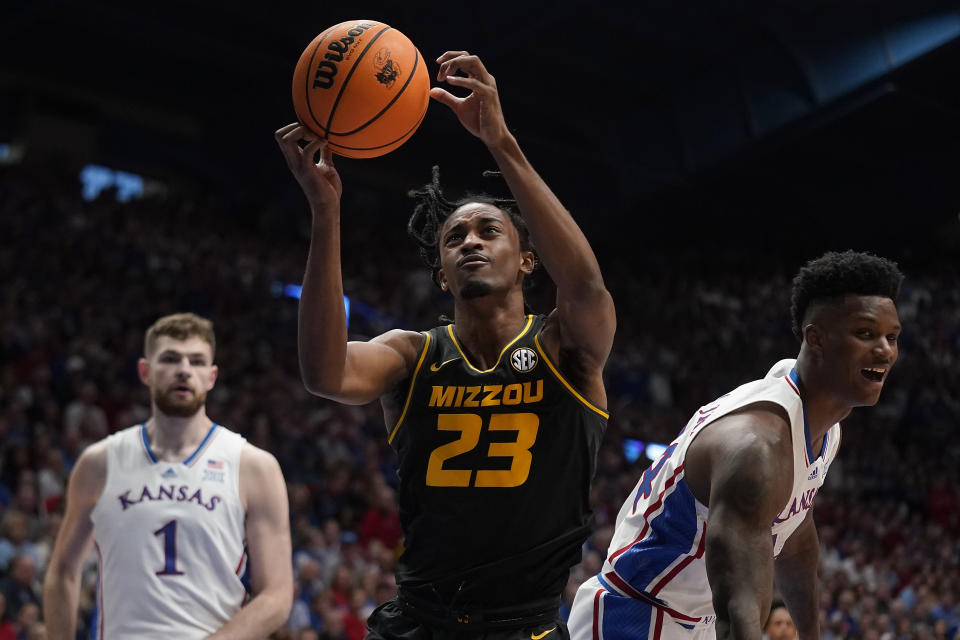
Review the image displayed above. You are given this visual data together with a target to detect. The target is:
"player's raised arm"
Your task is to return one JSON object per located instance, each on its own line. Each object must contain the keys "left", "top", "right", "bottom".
{"left": 684, "top": 408, "right": 795, "bottom": 640}
{"left": 43, "top": 443, "right": 106, "bottom": 640}
{"left": 275, "top": 124, "right": 422, "bottom": 404}
{"left": 429, "top": 52, "right": 615, "bottom": 391}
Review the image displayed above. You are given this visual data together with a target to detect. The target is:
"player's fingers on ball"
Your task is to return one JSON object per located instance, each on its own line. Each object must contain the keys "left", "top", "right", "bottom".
{"left": 320, "top": 144, "right": 335, "bottom": 166}
{"left": 437, "top": 52, "right": 472, "bottom": 80}
{"left": 436, "top": 50, "right": 469, "bottom": 65}
{"left": 274, "top": 122, "right": 300, "bottom": 140}
{"left": 452, "top": 54, "right": 489, "bottom": 79}
{"left": 443, "top": 74, "right": 488, "bottom": 94}
{"left": 428, "top": 87, "right": 461, "bottom": 108}
{"left": 302, "top": 137, "right": 323, "bottom": 162}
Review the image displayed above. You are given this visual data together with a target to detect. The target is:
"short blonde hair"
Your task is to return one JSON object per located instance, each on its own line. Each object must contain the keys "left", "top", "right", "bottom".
{"left": 144, "top": 313, "right": 215, "bottom": 359}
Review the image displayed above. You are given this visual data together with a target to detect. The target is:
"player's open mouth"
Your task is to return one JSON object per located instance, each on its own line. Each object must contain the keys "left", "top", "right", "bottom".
{"left": 861, "top": 367, "right": 886, "bottom": 382}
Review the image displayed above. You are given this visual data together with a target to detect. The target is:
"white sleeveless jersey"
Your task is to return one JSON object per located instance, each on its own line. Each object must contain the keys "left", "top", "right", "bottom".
{"left": 598, "top": 362, "right": 841, "bottom": 621}
{"left": 90, "top": 423, "right": 247, "bottom": 639}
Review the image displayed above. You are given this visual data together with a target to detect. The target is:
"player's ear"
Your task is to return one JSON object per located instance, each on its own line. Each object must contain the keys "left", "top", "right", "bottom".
{"left": 519, "top": 250, "right": 535, "bottom": 276}
{"left": 803, "top": 324, "right": 823, "bottom": 354}
{"left": 207, "top": 364, "right": 219, "bottom": 389}
{"left": 437, "top": 269, "right": 449, "bottom": 292}
{"left": 137, "top": 358, "right": 150, "bottom": 385}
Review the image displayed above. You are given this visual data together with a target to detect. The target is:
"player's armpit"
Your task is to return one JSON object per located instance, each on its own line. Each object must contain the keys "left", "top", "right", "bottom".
{"left": 554, "top": 286, "right": 616, "bottom": 367}
{"left": 309, "top": 329, "right": 424, "bottom": 405}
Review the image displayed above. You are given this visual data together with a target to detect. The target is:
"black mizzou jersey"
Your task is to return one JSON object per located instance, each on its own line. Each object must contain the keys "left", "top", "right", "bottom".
{"left": 385, "top": 314, "right": 607, "bottom": 607}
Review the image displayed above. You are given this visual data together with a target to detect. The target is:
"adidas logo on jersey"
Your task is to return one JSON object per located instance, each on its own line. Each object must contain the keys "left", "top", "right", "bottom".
{"left": 807, "top": 467, "right": 819, "bottom": 481}
{"left": 162, "top": 468, "right": 177, "bottom": 478}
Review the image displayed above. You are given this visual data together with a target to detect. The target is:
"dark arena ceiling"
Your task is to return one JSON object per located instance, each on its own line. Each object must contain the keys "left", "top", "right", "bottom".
{"left": 2, "top": 1, "right": 959, "bottom": 260}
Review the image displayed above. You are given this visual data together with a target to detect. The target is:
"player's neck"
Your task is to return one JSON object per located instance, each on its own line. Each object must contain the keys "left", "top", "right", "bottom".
{"left": 145, "top": 411, "right": 215, "bottom": 462}
{"left": 792, "top": 359, "right": 852, "bottom": 442}
{"left": 451, "top": 296, "right": 528, "bottom": 370}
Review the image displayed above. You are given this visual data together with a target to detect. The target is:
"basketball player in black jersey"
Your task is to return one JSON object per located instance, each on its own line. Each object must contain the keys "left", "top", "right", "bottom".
{"left": 275, "top": 50, "right": 616, "bottom": 638}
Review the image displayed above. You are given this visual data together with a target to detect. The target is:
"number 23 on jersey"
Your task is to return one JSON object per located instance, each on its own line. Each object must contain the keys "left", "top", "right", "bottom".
{"left": 426, "top": 412, "right": 539, "bottom": 488}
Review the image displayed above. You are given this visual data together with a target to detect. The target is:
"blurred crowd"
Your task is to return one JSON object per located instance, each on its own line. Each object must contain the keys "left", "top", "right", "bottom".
{"left": 0, "top": 165, "right": 957, "bottom": 640}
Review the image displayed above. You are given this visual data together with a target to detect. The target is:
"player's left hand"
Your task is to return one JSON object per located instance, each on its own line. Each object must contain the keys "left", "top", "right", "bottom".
{"left": 431, "top": 51, "right": 510, "bottom": 147}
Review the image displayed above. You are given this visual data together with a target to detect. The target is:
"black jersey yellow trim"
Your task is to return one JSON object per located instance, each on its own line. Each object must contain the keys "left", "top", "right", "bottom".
{"left": 388, "top": 331, "right": 431, "bottom": 444}
{"left": 533, "top": 332, "right": 609, "bottom": 419}
{"left": 446, "top": 315, "right": 535, "bottom": 374}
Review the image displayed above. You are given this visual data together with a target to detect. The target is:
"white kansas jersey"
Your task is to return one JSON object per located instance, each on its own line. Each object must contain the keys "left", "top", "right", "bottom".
{"left": 599, "top": 364, "right": 840, "bottom": 621}
{"left": 90, "top": 424, "right": 247, "bottom": 639}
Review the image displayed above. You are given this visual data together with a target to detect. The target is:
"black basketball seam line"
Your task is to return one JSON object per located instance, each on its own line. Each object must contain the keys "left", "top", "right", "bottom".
{"left": 328, "top": 47, "right": 422, "bottom": 137}
{"left": 323, "top": 25, "right": 392, "bottom": 134}
{"left": 303, "top": 24, "right": 341, "bottom": 135}
{"left": 327, "top": 103, "right": 428, "bottom": 152}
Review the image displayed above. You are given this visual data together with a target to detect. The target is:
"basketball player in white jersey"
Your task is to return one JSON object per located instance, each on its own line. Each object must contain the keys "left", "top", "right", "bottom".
{"left": 43, "top": 313, "right": 293, "bottom": 639}
{"left": 569, "top": 251, "right": 903, "bottom": 640}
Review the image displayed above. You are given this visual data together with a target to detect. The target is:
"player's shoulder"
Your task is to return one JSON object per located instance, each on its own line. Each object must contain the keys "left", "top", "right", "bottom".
{"left": 67, "top": 438, "right": 111, "bottom": 499}
{"left": 238, "top": 442, "right": 287, "bottom": 509}
{"left": 238, "top": 441, "right": 282, "bottom": 478}
{"left": 692, "top": 398, "right": 793, "bottom": 467}
{"left": 369, "top": 328, "right": 427, "bottom": 358}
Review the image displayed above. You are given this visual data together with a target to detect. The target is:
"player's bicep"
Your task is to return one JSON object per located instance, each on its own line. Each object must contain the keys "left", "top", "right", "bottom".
{"left": 241, "top": 448, "right": 293, "bottom": 599}
{"left": 703, "top": 436, "right": 789, "bottom": 626}
{"left": 330, "top": 330, "right": 423, "bottom": 404}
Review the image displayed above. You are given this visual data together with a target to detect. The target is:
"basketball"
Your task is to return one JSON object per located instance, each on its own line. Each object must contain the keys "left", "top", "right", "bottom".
{"left": 292, "top": 20, "right": 430, "bottom": 159}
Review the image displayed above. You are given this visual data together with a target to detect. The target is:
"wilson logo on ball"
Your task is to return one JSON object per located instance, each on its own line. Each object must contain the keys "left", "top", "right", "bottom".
{"left": 312, "top": 22, "right": 375, "bottom": 89}
{"left": 510, "top": 348, "right": 538, "bottom": 373}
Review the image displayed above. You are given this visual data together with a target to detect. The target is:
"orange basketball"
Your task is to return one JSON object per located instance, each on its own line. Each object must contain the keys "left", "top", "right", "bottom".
{"left": 292, "top": 20, "right": 430, "bottom": 159}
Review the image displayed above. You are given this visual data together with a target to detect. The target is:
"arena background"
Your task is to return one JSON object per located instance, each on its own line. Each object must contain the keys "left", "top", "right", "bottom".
{"left": 1, "top": 2, "right": 958, "bottom": 639}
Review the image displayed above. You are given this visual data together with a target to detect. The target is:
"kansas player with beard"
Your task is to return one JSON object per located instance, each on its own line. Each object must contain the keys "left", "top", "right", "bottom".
{"left": 44, "top": 313, "right": 293, "bottom": 639}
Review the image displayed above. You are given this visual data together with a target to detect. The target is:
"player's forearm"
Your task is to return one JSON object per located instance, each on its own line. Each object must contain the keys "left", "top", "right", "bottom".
{"left": 43, "top": 569, "right": 81, "bottom": 640}
{"left": 298, "top": 212, "right": 348, "bottom": 395}
{"left": 775, "top": 529, "right": 821, "bottom": 640}
{"left": 706, "top": 527, "right": 773, "bottom": 640}
{"left": 485, "top": 134, "right": 607, "bottom": 298}
{"left": 205, "top": 589, "right": 292, "bottom": 640}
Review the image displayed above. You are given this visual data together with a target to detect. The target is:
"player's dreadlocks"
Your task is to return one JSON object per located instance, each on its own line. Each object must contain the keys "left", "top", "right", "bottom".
{"left": 790, "top": 250, "right": 903, "bottom": 341}
{"left": 406, "top": 166, "right": 537, "bottom": 289}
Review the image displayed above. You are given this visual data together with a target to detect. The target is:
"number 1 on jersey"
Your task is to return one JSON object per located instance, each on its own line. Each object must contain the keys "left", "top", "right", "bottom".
{"left": 154, "top": 520, "right": 184, "bottom": 576}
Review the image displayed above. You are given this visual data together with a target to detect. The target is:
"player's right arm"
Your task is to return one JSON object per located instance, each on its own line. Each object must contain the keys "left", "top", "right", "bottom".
{"left": 684, "top": 406, "right": 794, "bottom": 640}
{"left": 44, "top": 442, "right": 107, "bottom": 640}
{"left": 275, "top": 124, "right": 422, "bottom": 404}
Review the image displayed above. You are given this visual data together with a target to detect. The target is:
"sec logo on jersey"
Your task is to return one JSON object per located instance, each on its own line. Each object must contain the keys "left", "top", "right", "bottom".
{"left": 510, "top": 347, "right": 538, "bottom": 373}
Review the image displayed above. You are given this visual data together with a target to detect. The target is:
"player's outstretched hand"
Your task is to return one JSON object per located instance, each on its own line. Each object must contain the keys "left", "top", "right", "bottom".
{"left": 274, "top": 123, "right": 343, "bottom": 216}
{"left": 430, "top": 51, "right": 510, "bottom": 147}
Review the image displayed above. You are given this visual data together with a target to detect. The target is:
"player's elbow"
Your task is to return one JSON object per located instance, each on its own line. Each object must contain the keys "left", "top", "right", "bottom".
{"left": 298, "top": 363, "right": 343, "bottom": 398}
{"left": 263, "top": 586, "right": 295, "bottom": 633}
